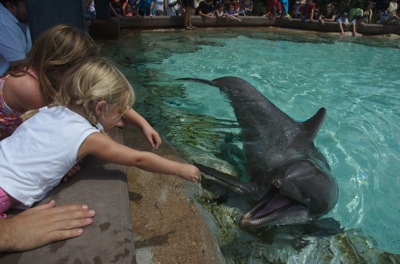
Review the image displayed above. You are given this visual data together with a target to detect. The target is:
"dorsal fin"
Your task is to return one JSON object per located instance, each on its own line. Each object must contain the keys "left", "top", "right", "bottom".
{"left": 302, "top": 108, "right": 326, "bottom": 141}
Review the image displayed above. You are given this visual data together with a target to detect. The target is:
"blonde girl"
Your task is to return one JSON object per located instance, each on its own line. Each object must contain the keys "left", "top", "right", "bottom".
{"left": 0, "top": 58, "right": 200, "bottom": 215}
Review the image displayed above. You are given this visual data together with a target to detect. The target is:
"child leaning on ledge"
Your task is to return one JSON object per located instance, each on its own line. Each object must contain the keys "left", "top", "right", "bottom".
{"left": 0, "top": 57, "right": 200, "bottom": 216}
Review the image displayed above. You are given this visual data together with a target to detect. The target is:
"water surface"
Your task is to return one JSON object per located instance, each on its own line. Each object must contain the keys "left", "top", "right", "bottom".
{"left": 98, "top": 28, "right": 400, "bottom": 258}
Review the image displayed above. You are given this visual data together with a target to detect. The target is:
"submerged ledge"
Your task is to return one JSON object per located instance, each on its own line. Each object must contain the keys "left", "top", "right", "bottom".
{"left": 89, "top": 16, "right": 400, "bottom": 38}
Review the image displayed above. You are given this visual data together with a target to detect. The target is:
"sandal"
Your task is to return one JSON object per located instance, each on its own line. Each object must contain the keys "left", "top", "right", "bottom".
{"left": 185, "top": 26, "right": 192, "bottom": 30}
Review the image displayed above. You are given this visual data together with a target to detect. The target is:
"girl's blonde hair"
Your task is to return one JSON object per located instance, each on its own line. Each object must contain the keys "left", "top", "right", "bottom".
{"left": 14, "top": 24, "right": 100, "bottom": 103}
{"left": 54, "top": 57, "right": 135, "bottom": 125}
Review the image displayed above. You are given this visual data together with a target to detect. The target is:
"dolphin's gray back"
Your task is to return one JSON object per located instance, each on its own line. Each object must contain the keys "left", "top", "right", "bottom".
{"left": 178, "top": 77, "right": 328, "bottom": 177}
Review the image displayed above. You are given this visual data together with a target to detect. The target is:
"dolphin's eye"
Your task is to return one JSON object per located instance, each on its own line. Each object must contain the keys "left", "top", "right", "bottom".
{"left": 272, "top": 178, "right": 282, "bottom": 188}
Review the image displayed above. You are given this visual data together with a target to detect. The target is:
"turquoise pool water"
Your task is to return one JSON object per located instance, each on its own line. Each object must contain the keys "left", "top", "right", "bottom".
{"left": 99, "top": 28, "right": 400, "bottom": 257}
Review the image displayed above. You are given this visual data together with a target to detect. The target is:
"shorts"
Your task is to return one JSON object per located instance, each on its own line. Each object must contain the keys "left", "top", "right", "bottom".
{"left": 0, "top": 187, "right": 12, "bottom": 215}
{"left": 337, "top": 17, "right": 349, "bottom": 24}
{"left": 182, "top": 0, "right": 195, "bottom": 9}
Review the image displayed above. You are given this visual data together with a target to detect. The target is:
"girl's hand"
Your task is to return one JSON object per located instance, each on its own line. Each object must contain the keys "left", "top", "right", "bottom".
{"left": 142, "top": 126, "right": 162, "bottom": 149}
{"left": 179, "top": 164, "right": 201, "bottom": 182}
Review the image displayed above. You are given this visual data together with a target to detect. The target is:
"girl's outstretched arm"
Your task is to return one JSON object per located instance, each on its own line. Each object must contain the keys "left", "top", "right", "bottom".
{"left": 123, "top": 109, "right": 162, "bottom": 149}
{"left": 79, "top": 132, "right": 200, "bottom": 182}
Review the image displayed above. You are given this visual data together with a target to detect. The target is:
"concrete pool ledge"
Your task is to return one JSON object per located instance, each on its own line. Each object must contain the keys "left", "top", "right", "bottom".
{"left": 0, "top": 128, "right": 136, "bottom": 264}
{"left": 89, "top": 16, "right": 400, "bottom": 38}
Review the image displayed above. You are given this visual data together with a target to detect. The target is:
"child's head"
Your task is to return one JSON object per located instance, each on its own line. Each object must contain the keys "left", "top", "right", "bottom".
{"left": 25, "top": 24, "right": 100, "bottom": 103}
{"left": 55, "top": 58, "right": 135, "bottom": 128}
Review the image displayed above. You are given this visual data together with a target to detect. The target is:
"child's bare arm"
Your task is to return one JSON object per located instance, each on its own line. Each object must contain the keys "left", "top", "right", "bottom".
{"left": 123, "top": 108, "right": 162, "bottom": 149}
{"left": 79, "top": 133, "right": 200, "bottom": 182}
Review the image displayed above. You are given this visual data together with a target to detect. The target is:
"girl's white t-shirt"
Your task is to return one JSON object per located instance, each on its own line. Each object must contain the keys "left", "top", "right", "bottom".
{"left": 0, "top": 106, "right": 99, "bottom": 207}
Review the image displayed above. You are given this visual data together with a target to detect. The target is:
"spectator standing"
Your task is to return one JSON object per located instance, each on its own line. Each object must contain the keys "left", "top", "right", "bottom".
{"left": 0, "top": 0, "right": 31, "bottom": 77}
{"left": 165, "top": 0, "right": 180, "bottom": 16}
{"left": 153, "top": 0, "right": 165, "bottom": 15}
{"left": 280, "top": 0, "right": 288, "bottom": 14}
{"left": 182, "top": 0, "right": 196, "bottom": 29}
{"left": 138, "top": 0, "right": 155, "bottom": 16}
{"left": 128, "top": 0, "right": 141, "bottom": 16}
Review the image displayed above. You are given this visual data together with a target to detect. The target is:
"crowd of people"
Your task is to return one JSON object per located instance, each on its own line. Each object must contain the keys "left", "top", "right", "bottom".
{"left": 102, "top": 0, "right": 400, "bottom": 32}
{"left": 1, "top": 0, "right": 200, "bottom": 253}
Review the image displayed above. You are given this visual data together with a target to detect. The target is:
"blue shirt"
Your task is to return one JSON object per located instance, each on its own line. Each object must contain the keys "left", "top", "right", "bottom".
{"left": 0, "top": 4, "right": 32, "bottom": 76}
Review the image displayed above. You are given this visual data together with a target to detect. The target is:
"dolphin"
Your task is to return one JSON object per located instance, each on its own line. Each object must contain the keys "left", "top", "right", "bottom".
{"left": 178, "top": 76, "right": 339, "bottom": 229}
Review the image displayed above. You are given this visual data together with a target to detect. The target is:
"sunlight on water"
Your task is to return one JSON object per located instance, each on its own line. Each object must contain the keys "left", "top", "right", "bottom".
{"left": 99, "top": 29, "right": 400, "bottom": 257}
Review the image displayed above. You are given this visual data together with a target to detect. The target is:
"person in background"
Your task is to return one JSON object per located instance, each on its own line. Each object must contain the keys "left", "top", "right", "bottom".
{"left": 265, "top": 0, "right": 274, "bottom": 16}
{"left": 348, "top": 0, "right": 364, "bottom": 35}
{"left": 291, "top": 0, "right": 302, "bottom": 18}
{"left": 182, "top": 0, "right": 196, "bottom": 29}
{"left": 124, "top": 2, "right": 134, "bottom": 15}
{"left": 215, "top": 2, "right": 229, "bottom": 18}
{"left": 130, "top": 0, "right": 142, "bottom": 16}
{"left": 225, "top": 2, "right": 241, "bottom": 20}
{"left": 312, "top": 8, "right": 320, "bottom": 20}
{"left": 263, "top": 0, "right": 281, "bottom": 18}
{"left": 386, "top": 0, "right": 400, "bottom": 24}
{"left": 153, "top": 0, "right": 165, "bottom": 15}
{"left": 0, "top": 0, "right": 31, "bottom": 76}
{"left": 319, "top": 2, "right": 337, "bottom": 25}
{"left": 138, "top": 0, "right": 155, "bottom": 16}
{"left": 0, "top": 57, "right": 200, "bottom": 217}
{"left": 0, "top": 200, "right": 96, "bottom": 252}
{"left": 86, "top": 0, "right": 96, "bottom": 18}
{"left": 196, "top": 0, "right": 214, "bottom": 18}
{"left": 237, "top": 2, "right": 246, "bottom": 16}
{"left": 242, "top": 0, "right": 253, "bottom": 16}
{"left": 336, "top": 0, "right": 350, "bottom": 34}
{"left": 280, "top": 0, "right": 288, "bottom": 14}
{"left": 299, "top": 0, "right": 315, "bottom": 21}
{"left": 165, "top": 0, "right": 180, "bottom": 16}
{"left": 363, "top": 1, "right": 374, "bottom": 24}
{"left": 109, "top": 0, "right": 123, "bottom": 17}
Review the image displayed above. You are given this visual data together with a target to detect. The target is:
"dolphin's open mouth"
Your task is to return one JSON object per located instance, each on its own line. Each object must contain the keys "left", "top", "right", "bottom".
{"left": 239, "top": 189, "right": 307, "bottom": 228}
